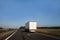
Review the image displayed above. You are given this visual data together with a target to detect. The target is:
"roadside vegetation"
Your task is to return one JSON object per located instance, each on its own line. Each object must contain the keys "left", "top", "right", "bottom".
{"left": 0, "top": 27, "right": 17, "bottom": 39}
{"left": 0, "top": 27, "right": 16, "bottom": 33}
{"left": 36, "top": 26, "right": 60, "bottom": 36}
{"left": 0, "top": 27, "right": 7, "bottom": 33}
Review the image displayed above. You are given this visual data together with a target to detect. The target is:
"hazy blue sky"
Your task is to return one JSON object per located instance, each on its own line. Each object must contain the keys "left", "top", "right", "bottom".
{"left": 0, "top": 0, "right": 60, "bottom": 28}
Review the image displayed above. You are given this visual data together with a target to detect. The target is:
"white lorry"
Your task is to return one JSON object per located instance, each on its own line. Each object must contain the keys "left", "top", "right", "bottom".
{"left": 25, "top": 21, "right": 37, "bottom": 32}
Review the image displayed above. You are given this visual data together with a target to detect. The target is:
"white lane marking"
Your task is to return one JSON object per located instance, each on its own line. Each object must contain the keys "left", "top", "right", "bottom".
{"left": 36, "top": 33, "right": 60, "bottom": 40}
{"left": 5, "top": 30, "right": 17, "bottom": 40}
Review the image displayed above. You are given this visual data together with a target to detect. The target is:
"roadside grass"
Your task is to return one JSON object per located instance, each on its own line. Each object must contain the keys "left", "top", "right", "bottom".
{"left": 0, "top": 29, "right": 9, "bottom": 33}
{"left": 36, "top": 29, "right": 60, "bottom": 36}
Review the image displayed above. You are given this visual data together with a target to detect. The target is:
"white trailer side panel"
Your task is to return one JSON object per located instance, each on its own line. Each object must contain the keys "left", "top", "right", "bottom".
{"left": 25, "top": 22, "right": 29, "bottom": 29}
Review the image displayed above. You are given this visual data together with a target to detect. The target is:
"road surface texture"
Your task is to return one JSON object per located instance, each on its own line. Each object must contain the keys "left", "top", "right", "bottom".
{"left": 5, "top": 29, "right": 60, "bottom": 40}
{"left": 7, "top": 30, "right": 24, "bottom": 40}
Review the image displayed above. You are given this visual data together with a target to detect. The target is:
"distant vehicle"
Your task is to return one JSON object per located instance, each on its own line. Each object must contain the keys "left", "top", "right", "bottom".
{"left": 25, "top": 21, "right": 37, "bottom": 32}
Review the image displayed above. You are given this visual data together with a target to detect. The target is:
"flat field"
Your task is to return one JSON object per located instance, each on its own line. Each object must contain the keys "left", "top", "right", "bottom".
{"left": 36, "top": 29, "right": 60, "bottom": 36}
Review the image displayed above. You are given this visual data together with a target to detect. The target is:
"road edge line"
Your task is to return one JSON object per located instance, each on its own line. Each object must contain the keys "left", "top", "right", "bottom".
{"left": 5, "top": 30, "right": 17, "bottom": 40}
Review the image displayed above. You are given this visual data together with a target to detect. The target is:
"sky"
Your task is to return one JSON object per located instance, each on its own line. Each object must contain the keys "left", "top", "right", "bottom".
{"left": 0, "top": 0, "right": 60, "bottom": 28}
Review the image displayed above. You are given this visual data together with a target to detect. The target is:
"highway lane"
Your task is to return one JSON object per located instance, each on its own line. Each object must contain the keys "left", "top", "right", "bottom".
{"left": 8, "top": 30, "right": 24, "bottom": 40}
{"left": 6, "top": 30, "right": 60, "bottom": 40}
{"left": 23, "top": 32, "right": 60, "bottom": 40}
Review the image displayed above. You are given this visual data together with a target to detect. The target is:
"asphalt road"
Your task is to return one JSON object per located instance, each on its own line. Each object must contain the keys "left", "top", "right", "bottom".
{"left": 5, "top": 30, "right": 60, "bottom": 40}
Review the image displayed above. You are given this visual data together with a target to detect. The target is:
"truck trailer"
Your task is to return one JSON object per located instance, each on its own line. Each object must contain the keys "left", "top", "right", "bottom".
{"left": 25, "top": 21, "right": 37, "bottom": 32}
